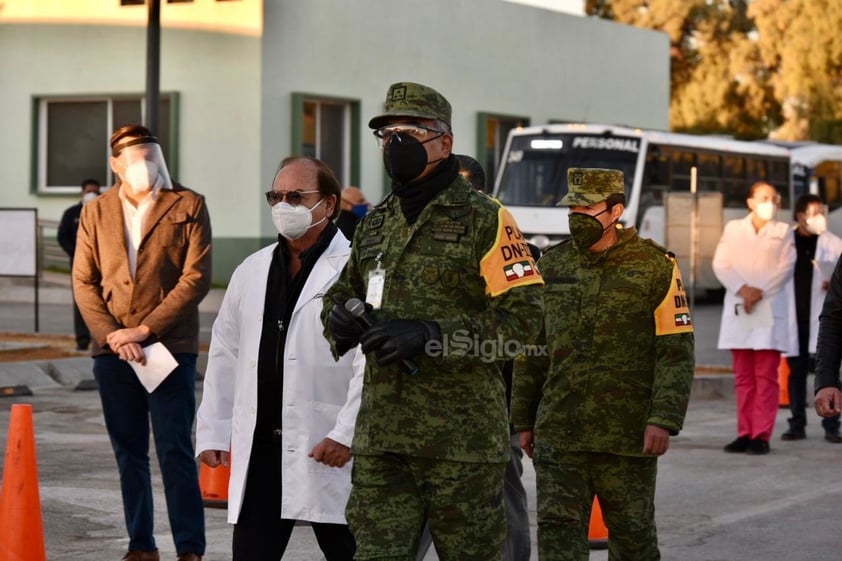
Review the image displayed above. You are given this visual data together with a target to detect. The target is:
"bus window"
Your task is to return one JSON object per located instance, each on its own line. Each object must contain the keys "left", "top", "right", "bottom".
{"left": 697, "top": 152, "right": 721, "bottom": 179}
{"left": 815, "top": 161, "right": 842, "bottom": 212}
{"left": 696, "top": 152, "right": 722, "bottom": 193}
{"left": 769, "top": 159, "right": 791, "bottom": 208}
{"left": 495, "top": 133, "right": 639, "bottom": 207}
{"left": 722, "top": 155, "right": 746, "bottom": 207}
{"left": 670, "top": 150, "right": 694, "bottom": 192}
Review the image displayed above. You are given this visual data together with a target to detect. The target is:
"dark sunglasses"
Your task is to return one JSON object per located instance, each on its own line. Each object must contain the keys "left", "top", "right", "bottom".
{"left": 264, "top": 189, "right": 320, "bottom": 206}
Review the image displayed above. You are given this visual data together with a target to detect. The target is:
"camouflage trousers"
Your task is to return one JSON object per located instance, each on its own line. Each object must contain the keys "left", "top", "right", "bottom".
{"left": 346, "top": 452, "right": 506, "bottom": 561}
{"left": 534, "top": 452, "right": 659, "bottom": 561}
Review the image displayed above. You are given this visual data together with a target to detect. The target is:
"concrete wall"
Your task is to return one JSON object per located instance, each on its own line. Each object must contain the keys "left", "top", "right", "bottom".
{"left": 0, "top": 0, "right": 668, "bottom": 285}
{"left": 261, "top": 0, "right": 670, "bottom": 208}
{"left": 0, "top": 23, "right": 261, "bottom": 282}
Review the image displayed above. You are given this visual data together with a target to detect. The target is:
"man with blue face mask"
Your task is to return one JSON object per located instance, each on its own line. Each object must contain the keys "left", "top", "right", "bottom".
{"left": 335, "top": 186, "right": 370, "bottom": 242}
{"left": 58, "top": 177, "right": 100, "bottom": 351}
{"left": 197, "top": 156, "right": 362, "bottom": 561}
{"left": 512, "top": 168, "right": 695, "bottom": 561}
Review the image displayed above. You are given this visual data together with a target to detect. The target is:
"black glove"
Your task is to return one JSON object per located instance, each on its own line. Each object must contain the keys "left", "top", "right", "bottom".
{"left": 360, "top": 319, "right": 441, "bottom": 366}
{"left": 327, "top": 303, "right": 366, "bottom": 356}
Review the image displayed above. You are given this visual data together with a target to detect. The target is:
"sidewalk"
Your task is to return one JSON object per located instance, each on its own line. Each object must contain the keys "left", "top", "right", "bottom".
{"left": 0, "top": 272, "right": 734, "bottom": 391}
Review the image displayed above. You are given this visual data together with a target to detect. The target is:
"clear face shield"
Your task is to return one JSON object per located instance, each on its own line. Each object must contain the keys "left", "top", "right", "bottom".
{"left": 112, "top": 137, "right": 173, "bottom": 195}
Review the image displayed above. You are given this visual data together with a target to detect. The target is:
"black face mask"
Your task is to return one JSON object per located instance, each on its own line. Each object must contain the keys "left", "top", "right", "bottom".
{"left": 569, "top": 207, "right": 612, "bottom": 249}
{"left": 383, "top": 132, "right": 443, "bottom": 185}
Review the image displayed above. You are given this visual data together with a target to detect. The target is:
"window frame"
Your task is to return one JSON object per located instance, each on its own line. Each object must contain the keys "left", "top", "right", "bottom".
{"left": 31, "top": 92, "right": 180, "bottom": 195}
{"left": 291, "top": 92, "right": 360, "bottom": 187}
{"left": 476, "top": 112, "right": 530, "bottom": 188}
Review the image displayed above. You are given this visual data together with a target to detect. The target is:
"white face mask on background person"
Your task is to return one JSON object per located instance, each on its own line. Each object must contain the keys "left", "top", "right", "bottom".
{"left": 81, "top": 192, "right": 98, "bottom": 205}
{"left": 754, "top": 200, "right": 776, "bottom": 221}
{"left": 271, "top": 198, "right": 325, "bottom": 240}
{"left": 806, "top": 214, "right": 828, "bottom": 235}
{"left": 123, "top": 160, "right": 159, "bottom": 194}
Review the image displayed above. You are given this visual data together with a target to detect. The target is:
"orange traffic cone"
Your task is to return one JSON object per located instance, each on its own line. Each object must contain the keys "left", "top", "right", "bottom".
{"left": 588, "top": 495, "right": 609, "bottom": 549}
{"left": 199, "top": 461, "right": 229, "bottom": 509}
{"left": 0, "top": 404, "right": 47, "bottom": 561}
{"left": 778, "top": 356, "right": 791, "bottom": 408}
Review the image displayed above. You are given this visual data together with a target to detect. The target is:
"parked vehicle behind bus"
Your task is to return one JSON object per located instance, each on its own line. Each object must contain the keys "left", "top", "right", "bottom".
{"left": 492, "top": 123, "right": 793, "bottom": 292}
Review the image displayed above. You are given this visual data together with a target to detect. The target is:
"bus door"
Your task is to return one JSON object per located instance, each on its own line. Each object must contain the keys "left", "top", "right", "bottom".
{"left": 664, "top": 191, "right": 724, "bottom": 296}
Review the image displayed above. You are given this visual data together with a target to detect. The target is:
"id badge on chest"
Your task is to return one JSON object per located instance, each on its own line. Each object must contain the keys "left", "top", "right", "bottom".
{"left": 366, "top": 253, "right": 385, "bottom": 310}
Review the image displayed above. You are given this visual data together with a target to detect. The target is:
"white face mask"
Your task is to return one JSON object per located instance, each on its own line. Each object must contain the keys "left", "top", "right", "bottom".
{"left": 806, "top": 214, "right": 828, "bottom": 235}
{"left": 754, "top": 200, "right": 776, "bottom": 221}
{"left": 271, "top": 198, "right": 325, "bottom": 240}
{"left": 81, "top": 192, "right": 98, "bottom": 205}
{"left": 123, "top": 160, "right": 159, "bottom": 195}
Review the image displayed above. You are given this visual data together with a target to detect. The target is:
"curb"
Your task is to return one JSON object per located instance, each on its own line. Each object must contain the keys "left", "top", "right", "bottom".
{"left": 0, "top": 353, "right": 209, "bottom": 396}
{"left": 1, "top": 355, "right": 731, "bottom": 400}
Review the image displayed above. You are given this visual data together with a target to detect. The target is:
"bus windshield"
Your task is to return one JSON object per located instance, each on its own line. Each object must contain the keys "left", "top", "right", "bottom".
{"left": 496, "top": 133, "right": 640, "bottom": 207}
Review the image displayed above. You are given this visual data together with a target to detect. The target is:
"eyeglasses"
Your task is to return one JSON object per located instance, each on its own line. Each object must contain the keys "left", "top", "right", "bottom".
{"left": 373, "top": 123, "right": 444, "bottom": 148}
{"left": 264, "top": 189, "right": 320, "bottom": 206}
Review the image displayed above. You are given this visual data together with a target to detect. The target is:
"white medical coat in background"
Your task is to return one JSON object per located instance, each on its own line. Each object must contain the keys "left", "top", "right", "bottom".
{"left": 713, "top": 215, "right": 796, "bottom": 352}
{"left": 785, "top": 228, "right": 842, "bottom": 356}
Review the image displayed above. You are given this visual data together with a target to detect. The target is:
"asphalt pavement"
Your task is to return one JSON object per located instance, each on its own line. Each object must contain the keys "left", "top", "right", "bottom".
{"left": 2, "top": 274, "right": 840, "bottom": 561}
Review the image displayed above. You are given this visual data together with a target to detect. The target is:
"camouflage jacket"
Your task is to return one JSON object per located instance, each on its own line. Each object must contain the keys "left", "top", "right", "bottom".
{"left": 322, "top": 176, "right": 544, "bottom": 462}
{"left": 511, "top": 227, "right": 695, "bottom": 457}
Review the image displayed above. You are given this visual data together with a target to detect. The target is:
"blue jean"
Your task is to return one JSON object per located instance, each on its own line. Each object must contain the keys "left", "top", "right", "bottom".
{"left": 94, "top": 353, "right": 205, "bottom": 556}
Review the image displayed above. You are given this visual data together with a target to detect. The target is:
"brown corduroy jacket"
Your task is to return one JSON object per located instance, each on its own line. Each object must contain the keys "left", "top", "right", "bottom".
{"left": 73, "top": 183, "right": 212, "bottom": 356}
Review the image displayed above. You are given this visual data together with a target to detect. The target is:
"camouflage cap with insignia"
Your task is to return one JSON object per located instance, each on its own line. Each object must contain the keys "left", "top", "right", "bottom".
{"left": 558, "top": 168, "right": 624, "bottom": 206}
{"left": 368, "top": 82, "right": 452, "bottom": 130}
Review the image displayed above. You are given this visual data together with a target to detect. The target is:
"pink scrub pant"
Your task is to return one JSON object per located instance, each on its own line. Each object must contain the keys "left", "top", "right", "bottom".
{"left": 732, "top": 349, "right": 781, "bottom": 441}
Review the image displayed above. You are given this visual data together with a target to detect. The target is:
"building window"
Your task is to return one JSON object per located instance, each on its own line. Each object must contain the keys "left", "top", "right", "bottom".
{"left": 291, "top": 93, "right": 360, "bottom": 187}
{"left": 34, "top": 94, "right": 179, "bottom": 194}
{"left": 477, "top": 113, "right": 529, "bottom": 188}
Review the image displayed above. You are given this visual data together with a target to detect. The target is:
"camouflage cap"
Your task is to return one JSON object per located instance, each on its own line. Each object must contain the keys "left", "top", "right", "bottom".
{"left": 368, "top": 82, "right": 452, "bottom": 130}
{"left": 558, "top": 168, "right": 625, "bottom": 206}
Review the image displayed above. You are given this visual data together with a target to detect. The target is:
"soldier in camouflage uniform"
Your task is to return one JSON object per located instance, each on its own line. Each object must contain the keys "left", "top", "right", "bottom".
{"left": 321, "top": 82, "right": 544, "bottom": 561}
{"left": 511, "top": 168, "right": 695, "bottom": 561}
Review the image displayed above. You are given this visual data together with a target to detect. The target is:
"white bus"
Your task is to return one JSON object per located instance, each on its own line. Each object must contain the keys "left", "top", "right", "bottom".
{"left": 789, "top": 143, "right": 842, "bottom": 235}
{"left": 492, "top": 123, "right": 793, "bottom": 291}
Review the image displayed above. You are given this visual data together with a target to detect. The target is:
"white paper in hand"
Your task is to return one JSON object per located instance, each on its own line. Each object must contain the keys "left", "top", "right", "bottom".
{"left": 129, "top": 342, "right": 179, "bottom": 393}
{"left": 735, "top": 297, "right": 773, "bottom": 330}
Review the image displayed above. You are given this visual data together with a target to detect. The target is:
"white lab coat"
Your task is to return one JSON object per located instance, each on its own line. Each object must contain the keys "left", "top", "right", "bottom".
{"left": 785, "top": 228, "right": 842, "bottom": 356}
{"left": 196, "top": 230, "right": 365, "bottom": 524}
{"left": 713, "top": 215, "right": 796, "bottom": 352}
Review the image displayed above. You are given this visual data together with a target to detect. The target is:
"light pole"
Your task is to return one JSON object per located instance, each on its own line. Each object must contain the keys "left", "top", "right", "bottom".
{"left": 145, "top": 0, "right": 160, "bottom": 135}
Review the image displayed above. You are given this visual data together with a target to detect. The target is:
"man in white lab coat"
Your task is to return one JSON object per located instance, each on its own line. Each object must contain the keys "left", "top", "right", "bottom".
{"left": 713, "top": 181, "right": 796, "bottom": 455}
{"left": 782, "top": 194, "right": 842, "bottom": 442}
{"left": 196, "top": 156, "right": 364, "bottom": 561}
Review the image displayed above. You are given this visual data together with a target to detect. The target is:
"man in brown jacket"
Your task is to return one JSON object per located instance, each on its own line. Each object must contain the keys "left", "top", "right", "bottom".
{"left": 73, "top": 124, "right": 211, "bottom": 561}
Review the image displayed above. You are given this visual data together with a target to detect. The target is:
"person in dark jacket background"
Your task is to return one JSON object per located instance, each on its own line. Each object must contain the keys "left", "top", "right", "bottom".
{"left": 57, "top": 177, "right": 100, "bottom": 350}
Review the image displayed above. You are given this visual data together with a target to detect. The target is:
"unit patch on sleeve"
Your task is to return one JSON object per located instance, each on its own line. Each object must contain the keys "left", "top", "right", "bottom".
{"left": 480, "top": 206, "right": 544, "bottom": 296}
{"left": 654, "top": 257, "right": 694, "bottom": 335}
